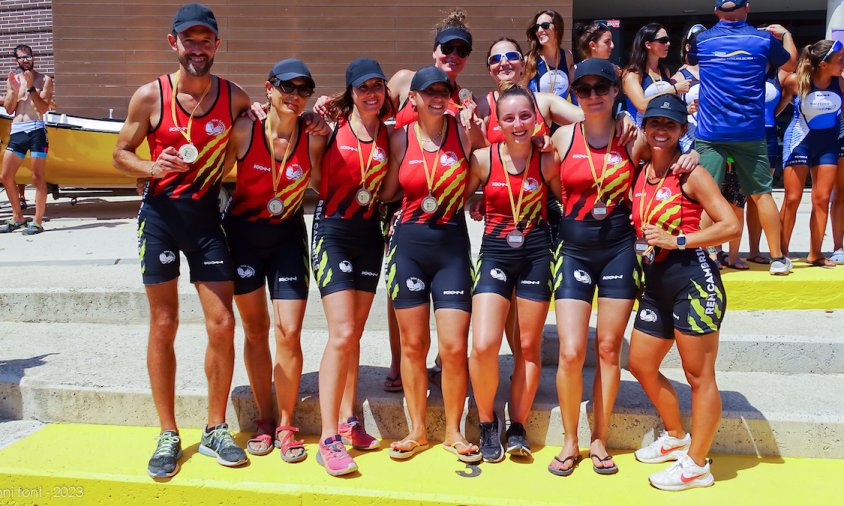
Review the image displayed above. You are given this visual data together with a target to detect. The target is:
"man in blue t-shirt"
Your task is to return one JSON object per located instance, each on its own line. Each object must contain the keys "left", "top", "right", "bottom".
{"left": 689, "top": 0, "right": 797, "bottom": 275}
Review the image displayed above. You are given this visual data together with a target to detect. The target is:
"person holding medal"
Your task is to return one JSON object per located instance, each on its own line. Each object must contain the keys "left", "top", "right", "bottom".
{"left": 223, "top": 58, "right": 327, "bottom": 466}
{"left": 465, "top": 84, "right": 561, "bottom": 462}
{"left": 629, "top": 94, "right": 739, "bottom": 491}
{"left": 379, "top": 66, "right": 479, "bottom": 463}
{"left": 309, "top": 58, "right": 395, "bottom": 476}
{"left": 113, "top": 3, "right": 253, "bottom": 478}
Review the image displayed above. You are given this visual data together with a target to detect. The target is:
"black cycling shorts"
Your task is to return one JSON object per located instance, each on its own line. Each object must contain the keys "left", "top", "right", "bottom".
{"left": 473, "top": 227, "right": 552, "bottom": 302}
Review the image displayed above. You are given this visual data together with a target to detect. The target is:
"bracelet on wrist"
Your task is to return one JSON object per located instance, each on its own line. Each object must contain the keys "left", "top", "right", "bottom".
{"left": 672, "top": 83, "right": 678, "bottom": 94}
{"left": 149, "top": 162, "right": 158, "bottom": 178}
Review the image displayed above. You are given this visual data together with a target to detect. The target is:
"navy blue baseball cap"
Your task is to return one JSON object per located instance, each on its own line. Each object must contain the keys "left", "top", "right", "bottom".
{"left": 172, "top": 3, "right": 218, "bottom": 36}
{"left": 715, "top": 0, "right": 748, "bottom": 12}
{"left": 573, "top": 58, "right": 619, "bottom": 84}
{"left": 346, "top": 58, "right": 386, "bottom": 88}
{"left": 268, "top": 58, "right": 315, "bottom": 88}
{"left": 410, "top": 66, "right": 454, "bottom": 92}
{"left": 642, "top": 94, "right": 688, "bottom": 126}
{"left": 435, "top": 27, "right": 473, "bottom": 49}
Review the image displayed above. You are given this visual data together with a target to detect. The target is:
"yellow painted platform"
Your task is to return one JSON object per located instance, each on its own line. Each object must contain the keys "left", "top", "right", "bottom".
{"left": 0, "top": 424, "right": 839, "bottom": 505}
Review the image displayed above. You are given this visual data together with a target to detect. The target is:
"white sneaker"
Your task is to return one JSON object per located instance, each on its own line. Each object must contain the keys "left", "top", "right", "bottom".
{"left": 769, "top": 257, "right": 793, "bottom": 275}
{"left": 648, "top": 454, "right": 714, "bottom": 491}
{"left": 634, "top": 431, "right": 691, "bottom": 463}
{"left": 830, "top": 250, "right": 844, "bottom": 264}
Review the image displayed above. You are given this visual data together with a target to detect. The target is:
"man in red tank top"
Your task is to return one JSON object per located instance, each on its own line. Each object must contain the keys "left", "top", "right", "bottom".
{"left": 113, "top": 3, "right": 252, "bottom": 479}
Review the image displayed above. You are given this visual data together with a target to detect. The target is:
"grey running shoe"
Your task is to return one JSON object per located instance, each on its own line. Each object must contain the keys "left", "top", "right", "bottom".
{"left": 505, "top": 422, "right": 531, "bottom": 457}
{"left": 147, "top": 430, "right": 183, "bottom": 479}
{"left": 198, "top": 423, "right": 248, "bottom": 467}
{"left": 0, "top": 220, "right": 25, "bottom": 233}
{"left": 21, "top": 222, "right": 43, "bottom": 235}
{"left": 769, "top": 256, "right": 793, "bottom": 275}
{"left": 478, "top": 415, "right": 504, "bottom": 463}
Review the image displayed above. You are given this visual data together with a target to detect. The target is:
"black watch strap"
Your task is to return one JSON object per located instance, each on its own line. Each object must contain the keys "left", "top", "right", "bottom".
{"left": 27, "top": 86, "right": 36, "bottom": 93}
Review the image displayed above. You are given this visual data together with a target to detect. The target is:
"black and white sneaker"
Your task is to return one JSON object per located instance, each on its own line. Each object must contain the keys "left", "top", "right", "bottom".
{"left": 147, "top": 430, "right": 183, "bottom": 479}
{"left": 505, "top": 422, "right": 531, "bottom": 457}
{"left": 198, "top": 423, "right": 248, "bottom": 467}
{"left": 478, "top": 414, "right": 504, "bottom": 463}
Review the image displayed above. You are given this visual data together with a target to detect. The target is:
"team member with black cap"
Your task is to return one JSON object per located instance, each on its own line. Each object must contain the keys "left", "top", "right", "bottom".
{"left": 379, "top": 66, "right": 480, "bottom": 463}
{"left": 222, "top": 58, "right": 327, "bottom": 467}
{"left": 113, "top": 3, "right": 253, "bottom": 478}
{"left": 629, "top": 94, "right": 739, "bottom": 491}
{"left": 310, "top": 57, "right": 395, "bottom": 476}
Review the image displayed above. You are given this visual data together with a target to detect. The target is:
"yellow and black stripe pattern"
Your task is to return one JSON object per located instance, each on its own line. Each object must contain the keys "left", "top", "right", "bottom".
{"left": 384, "top": 240, "right": 400, "bottom": 301}
{"left": 687, "top": 279, "right": 725, "bottom": 334}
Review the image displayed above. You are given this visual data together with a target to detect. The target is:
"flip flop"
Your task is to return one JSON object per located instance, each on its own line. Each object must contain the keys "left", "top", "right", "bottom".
{"left": 590, "top": 453, "right": 619, "bottom": 475}
{"left": 246, "top": 418, "right": 276, "bottom": 456}
{"left": 746, "top": 255, "right": 769, "bottom": 264}
{"left": 547, "top": 454, "right": 583, "bottom": 477}
{"left": 725, "top": 259, "right": 749, "bottom": 270}
{"left": 442, "top": 441, "right": 482, "bottom": 463}
{"left": 388, "top": 439, "right": 429, "bottom": 460}
{"left": 809, "top": 257, "right": 836, "bottom": 269}
{"left": 383, "top": 375, "right": 403, "bottom": 393}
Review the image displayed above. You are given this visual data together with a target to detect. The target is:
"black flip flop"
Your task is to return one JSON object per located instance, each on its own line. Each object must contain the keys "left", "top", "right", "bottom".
{"left": 746, "top": 255, "right": 769, "bottom": 264}
{"left": 590, "top": 453, "right": 619, "bottom": 475}
{"left": 547, "top": 454, "right": 582, "bottom": 477}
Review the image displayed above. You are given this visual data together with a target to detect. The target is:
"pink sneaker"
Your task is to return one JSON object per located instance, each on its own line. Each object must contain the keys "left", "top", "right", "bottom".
{"left": 316, "top": 435, "right": 358, "bottom": 476}
{"left": 339, "top": 416, "right": 380, "bottom": 450}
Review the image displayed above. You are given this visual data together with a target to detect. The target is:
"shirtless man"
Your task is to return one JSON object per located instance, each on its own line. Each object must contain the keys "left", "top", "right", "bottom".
{"left": 1, "top": 45, "right": 54, "bottom": 235}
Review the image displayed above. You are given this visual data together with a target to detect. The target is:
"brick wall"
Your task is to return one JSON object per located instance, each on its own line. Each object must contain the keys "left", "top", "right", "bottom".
{"left": 0, "top": 0, "right": 54, "bottom": 80}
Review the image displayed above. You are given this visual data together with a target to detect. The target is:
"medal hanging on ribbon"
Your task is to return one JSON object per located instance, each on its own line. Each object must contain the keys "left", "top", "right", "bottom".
{"left": 266, "top": 114, "right": 296, "bottom": 217}
{"left": 636, "top": 158, "right": 674, "bottom": 264}
{"left": 353, "top": 114, "right": 380, "bottom": 209}
{"left": 582, "top": 122, "right": 615, "bottom": 221}
{"left": 501, "top": 144, "right": 532, "bottom": 249}
{"left": 415, "top": 122, "right": 446, "bottom": 215}
{"left": 171, "top": 70, "right": 211, "bottom": 164}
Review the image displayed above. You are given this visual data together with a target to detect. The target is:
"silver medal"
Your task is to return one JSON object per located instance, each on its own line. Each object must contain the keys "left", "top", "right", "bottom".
{"left": 421, "top": 194, "right": 439, "bottom": 213}
{"left": 506, "top": 229, "right": 525, "bottom": 248}
{"left": 355, "top": 188, "right": 373, "bottom": 207}
{"left": 591, "top": 200, "right": 608, "bottom": 220}
{"left": 267, "top": 197, "right": 284, "bottom": 216}
{"left": 178, "top": 143, "right": 199, "bottom": 163}
{"left": 635, "top": 238, "right": 653, "bottom": 264}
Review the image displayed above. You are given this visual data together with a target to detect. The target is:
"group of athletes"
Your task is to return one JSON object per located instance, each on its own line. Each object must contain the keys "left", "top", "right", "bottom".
{"left": 103, "top": 0, "right": 837, "bottom": 493}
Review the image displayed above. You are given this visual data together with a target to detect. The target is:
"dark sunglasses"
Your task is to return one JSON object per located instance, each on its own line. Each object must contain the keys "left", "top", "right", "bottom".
{"left": 571, "top": 81, "right": 613, "bottom": 99}
{"left": 651, "top": 36, "right": 671, "bottom": 44}
{"left": 15, "top": 55, "right": 33, "bottom": 61}
{"left": 487, "top": 51, "right": 522, "bottom": 66}
{"left": 271, "top": 79, "right": 315, "bottom": 97}
{"left": 533, "top": 21, "right": 553, "bottom": 32}
{"left": 440, "top": 43, "right": 471, "bottom": 58}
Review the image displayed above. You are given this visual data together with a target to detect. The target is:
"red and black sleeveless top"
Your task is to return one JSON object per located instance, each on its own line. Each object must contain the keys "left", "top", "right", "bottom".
{"left": 394, "top": 85, "right": 463, "bottom": 129}
{"left": 146, "top": 74, "right": 233, "bottom": 201}
{"left": 632, "top": 168, "right": 703, "bottom": 263}
{"left": 228, "top": 118, "right": 310, "bottom": 223}
{"left": 560, "top": 122, "right": 633, "bottom": 220}
{"left": 319, "top": 116, "right": 389, "bottom": 220}
{"left": 398, "top": 115, "right": 468, "bottom": 225}
{"left": 483, "top": 143, "right": 546, "bottom": 237}
{"left": 484, "top": 92, "right": 549, "bottom": 144}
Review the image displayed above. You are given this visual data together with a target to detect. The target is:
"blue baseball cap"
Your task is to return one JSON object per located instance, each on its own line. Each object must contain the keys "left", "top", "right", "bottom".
{"left": 268, "top": 58, "right": 315, "bottom": 88}
{"left": 410, "top": 66, "right": 454, "bottom": 92}
{"left": 573, "top": 58, "right": 618, "bottom": 84}
{"left": 172, "top": 3, "right": 218, "bottom": 36}
{"left": 715, "top": 0, "right": 748, "bottom": 12}
{"left": 345, "top": 58, "right": 386, "bottom": 88}
{"left": 642, "top": 94, "right": 688, "bottom": 126}
{"left": 435, "top": 27, "right": 473, "bottom": 50}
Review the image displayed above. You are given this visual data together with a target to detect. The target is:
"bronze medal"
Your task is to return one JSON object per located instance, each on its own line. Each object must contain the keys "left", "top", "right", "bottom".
{"left": 355, "top": 188, "right": 373, "bottom": 207}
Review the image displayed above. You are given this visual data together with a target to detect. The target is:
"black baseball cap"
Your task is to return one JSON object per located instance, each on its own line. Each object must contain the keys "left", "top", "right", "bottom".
{"left": 573, "top": 58, "right": 618, "bottom": 84}
{"left": 410, "top": 66, "right": 453, "bottom": 92}
{"left": 346, "top": 58, "right": 386, "bottom": 88}
{"left": 642, "top": 94, "right": 688, "bottom": 126}
{"left": 435, "top": 27, "right": 473, "bottom": 49}
{"left": 715, "top": 0, "right": 748, "bottom": 12}
{"left": 268, "top": 58, "right": 315, "bottom": 88}
{"left": 172, "top": 3, "right": 218, "bottom": 36}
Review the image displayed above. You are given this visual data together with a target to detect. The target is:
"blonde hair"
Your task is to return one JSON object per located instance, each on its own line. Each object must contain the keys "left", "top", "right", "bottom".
{"left": 436, "top": 9, "right": 469, "bottom": 31}
{"left": 796, "top": 40, "right": 835, "bottom": 99}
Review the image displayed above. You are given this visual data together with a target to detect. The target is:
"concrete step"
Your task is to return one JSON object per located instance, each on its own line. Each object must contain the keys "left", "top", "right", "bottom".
{"left": 1, "top": 322, "right": 841, "bottom": 458}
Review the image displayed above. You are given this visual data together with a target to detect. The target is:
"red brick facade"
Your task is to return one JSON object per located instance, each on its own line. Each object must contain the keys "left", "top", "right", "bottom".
{"left": 0, "top": 0, "right": 54, "bottom": 79}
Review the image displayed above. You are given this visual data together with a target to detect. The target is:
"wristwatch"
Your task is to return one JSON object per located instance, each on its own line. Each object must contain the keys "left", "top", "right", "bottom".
{"left": 676, "top": 232, "right": 687, "bottom": 250}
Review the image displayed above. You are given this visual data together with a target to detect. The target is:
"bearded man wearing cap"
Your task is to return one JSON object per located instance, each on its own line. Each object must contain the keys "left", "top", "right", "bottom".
{"left": 113, "top": 3, "right": 254, "bottom": 478}
{"left": 689, "top": 0, "right": 797, "bottom": 275}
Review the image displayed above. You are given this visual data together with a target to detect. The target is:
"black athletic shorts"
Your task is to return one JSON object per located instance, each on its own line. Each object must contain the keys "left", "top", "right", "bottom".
{"left": 634, "top": 248, "right": 726, "bottom": 339}
{"left": 224, "top": 212, "right": 309, "bottom": 300}
{"left": 385, "top": 221, "right": 472, "bottom": 312}
{"left": 473, "top": 226, "right": 552, "bottom": 301}
{"left": 312, "top": 201, "right": 383, "bottom": 297}
{"left": 6, "top": 128, "right": 48, "bottom": 158}
{"left": 552, "top": 231, "right": 641, "bottom": 302}
{"left": 138, "top": 194, "right": 232, "bottom": 285}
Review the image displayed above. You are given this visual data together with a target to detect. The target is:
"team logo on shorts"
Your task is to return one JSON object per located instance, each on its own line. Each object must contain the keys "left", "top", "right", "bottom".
{"left": 406, "top": 277, "right": 425, "bottom": 292}
{"left": 339, "top": 260, "right": 353, "bottom": 273}
{"left": 205, "top": 119, "right": 226, "bottom": 136}
{"left": 286, "top": 164, "right": 304, "bottom": 180}
{"left": 159, "top": 251, "right": 176, "bottom": 264}
{"left": 573, "top": 269, "right": 591, "bottom": 285}
{"left": 639, "top": 309, "right": 658, "bottom": 322}
{"left": 440, "top": 151, "right": 459, "bottom": 167}
{"left": 373, "top": 147, "right": 387, "bottom": 163}
{"left": 490, "top": 268, "right": 507, "bottom": 282}
{"left": 523, "top": 178, "right": 540, "bottom": 192}
{"left": 237, "top": 265, "right": 256, "bottom": 278}
{"left": 656, "top": 187, "right": 672, "bottom": 201}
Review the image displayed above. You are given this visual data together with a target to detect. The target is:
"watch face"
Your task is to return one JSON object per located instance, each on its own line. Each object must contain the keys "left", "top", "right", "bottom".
{"left": 677, "top": 234, "right": 687, "bottom": 247}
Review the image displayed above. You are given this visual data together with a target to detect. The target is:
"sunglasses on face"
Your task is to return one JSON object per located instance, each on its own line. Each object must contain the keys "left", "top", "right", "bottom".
{"left": 651, "top": 36, "right": 670, "bottom": 44}
{"left": 571, "top": 81, "right": 613, "bottom": 99}
{"left": 15, "top": 55, "right": 33, "bottom": 61}
{"left": 534, "top": 21, "right": 553, "bottom": 32}
{"left": 823, "top": 40, "right": 844, "bottom": 62}
{"left": 487, "top": 51, "right": 522, "bottom": 66}
{"left": 271, "top": 79, "right": 315, "bottom": 97}
{"left": 440, "top": 43, "right": 471, "bottom": 58}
